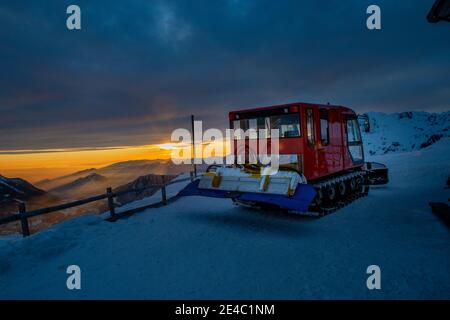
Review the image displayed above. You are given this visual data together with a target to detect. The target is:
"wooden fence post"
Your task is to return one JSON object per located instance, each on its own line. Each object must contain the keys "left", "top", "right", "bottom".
{"left": 18, "top": 202, "right": 30, "bottom": 237}
{"left": 106, "top": 187, "right": 116, "bottom": 217}
{"left": 161, "top": 185, "right": 167, "bottom": 205}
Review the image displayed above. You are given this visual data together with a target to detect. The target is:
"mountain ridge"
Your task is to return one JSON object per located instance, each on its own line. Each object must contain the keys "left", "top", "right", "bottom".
{"left": 361, "top": 110, "right": 449, "bottom": 156}
{"left": 0, "top": 174, "right": 46, "bottom": 203}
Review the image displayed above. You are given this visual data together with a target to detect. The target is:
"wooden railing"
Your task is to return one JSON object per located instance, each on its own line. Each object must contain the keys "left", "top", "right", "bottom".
{"left": 0, "top": 172, "right": 197, "bottom": 237}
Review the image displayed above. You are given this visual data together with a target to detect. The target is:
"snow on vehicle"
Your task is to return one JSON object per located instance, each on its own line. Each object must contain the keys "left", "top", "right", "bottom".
{"left": 180, "top": 102, "right": 389, "bottom": 215}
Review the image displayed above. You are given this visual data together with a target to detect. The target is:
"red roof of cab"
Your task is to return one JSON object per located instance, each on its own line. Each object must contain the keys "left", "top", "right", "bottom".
{"left": 228, "top": 102, "right": 356, "bottom": 118}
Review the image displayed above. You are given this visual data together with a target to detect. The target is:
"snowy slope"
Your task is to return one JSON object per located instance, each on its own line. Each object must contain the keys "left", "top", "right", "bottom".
{"left": 0, "top": 139, "right": 449, "bottom": 299}
{"left": 361, "top": 111, "right": 450, "bottom": 156}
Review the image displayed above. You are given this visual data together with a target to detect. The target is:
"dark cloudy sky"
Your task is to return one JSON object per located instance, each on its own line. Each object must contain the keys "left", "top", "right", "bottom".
{"left": 0, "top": 0, "right": 449, "bottom": 150}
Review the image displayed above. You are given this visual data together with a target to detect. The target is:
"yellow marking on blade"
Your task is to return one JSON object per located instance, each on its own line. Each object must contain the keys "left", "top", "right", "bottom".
{"left": 211, "top": 174, "right": 222, "bottom": 188}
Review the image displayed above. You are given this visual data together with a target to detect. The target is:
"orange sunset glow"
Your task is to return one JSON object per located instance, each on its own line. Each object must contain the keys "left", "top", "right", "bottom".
{"left": 0, "top": 144, "right": 171, "bottom": 182}
{"left": 0, "top": 139, "right": 231, "bottom": 182}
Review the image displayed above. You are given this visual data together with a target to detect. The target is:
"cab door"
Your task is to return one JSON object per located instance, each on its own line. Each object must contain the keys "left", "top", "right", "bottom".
{"left": 317, "top": 108, "right": 341, "bottom": 176}
{"left": 343, "top": 116, "right": 365, "bottom": 168}
{"left": 303, "top": 107, "right": 319, "bottom": 180}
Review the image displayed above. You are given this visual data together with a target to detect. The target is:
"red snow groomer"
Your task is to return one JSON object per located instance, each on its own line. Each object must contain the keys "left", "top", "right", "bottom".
{"left": 181, "top": 102, "right": 388, "bottom": 215}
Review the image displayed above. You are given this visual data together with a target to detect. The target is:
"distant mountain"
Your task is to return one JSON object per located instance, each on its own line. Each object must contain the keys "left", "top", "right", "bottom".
{"left": 49, "top": 173, "right": 109, "bottom": 199}
{"left": 0, "top": 175, "right": 56, "bottom": 218}
{"left": 114, "top": 174, "right": 176, "bottom": 206}
{"left": 0, "top": 175, "right": 45, "bottom": 203}
{"left": 0, "top": 163, "right": 186, "bottom": 233}
{"left": 36, "top": 168, "right": 97, "bottom": 190}
{"left": 361, "top": 111, "right": 450, "bottom": 156}
{"left": 36, "top": 159, "right": 197, "bottom": 192}
{"left": 0, "top": 173, "right": 100, "bottom": 234}
{"left": 95, "top": 159, "right": 196, "bottom": 179}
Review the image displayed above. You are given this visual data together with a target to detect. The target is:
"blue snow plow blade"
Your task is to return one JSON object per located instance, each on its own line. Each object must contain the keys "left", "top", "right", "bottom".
{"left": 179, "top": 179, "right": 317, "bottom": 212}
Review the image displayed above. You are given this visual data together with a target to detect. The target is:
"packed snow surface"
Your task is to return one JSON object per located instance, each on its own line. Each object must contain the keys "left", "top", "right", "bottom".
{"left": 0, "top": 140, "right": 449, "bottom": 299}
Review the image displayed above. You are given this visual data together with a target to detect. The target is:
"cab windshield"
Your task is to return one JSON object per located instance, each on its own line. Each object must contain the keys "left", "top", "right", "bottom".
{"left": 232, "top": 113, "right": 300, "bottom": 139}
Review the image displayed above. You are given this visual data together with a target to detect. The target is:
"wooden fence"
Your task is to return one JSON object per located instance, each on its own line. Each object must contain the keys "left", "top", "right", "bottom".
{"left": 0, "top": 172, "right": 196, "bottom": 237}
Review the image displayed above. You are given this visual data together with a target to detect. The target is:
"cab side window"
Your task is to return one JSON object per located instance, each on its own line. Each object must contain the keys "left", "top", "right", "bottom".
{"left": 306, "top": 108, "right": 315, "bottom": 146}
{"left": 346, "top": 118, "right": 362, "bottom": 143}
{"left": 319, "top": 108, "right": 329, "bottom": 145}
{"left": 346, "top": 117, "right": 364, "bottom": 164}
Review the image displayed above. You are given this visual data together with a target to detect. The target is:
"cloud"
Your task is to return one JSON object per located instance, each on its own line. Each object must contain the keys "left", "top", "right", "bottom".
{"left": 154, "top": 1, "right": 192, "bottom": 46}
{"left": 0, "top": 0, "right": 448, "bottom": 150}
{"left": 0, "top": 147, "right": 128, "bottom": 155}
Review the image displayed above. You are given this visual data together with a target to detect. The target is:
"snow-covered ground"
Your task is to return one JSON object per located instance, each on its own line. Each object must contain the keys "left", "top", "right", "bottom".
{"left": 0, "top": 140, "right": 449, "bottom": 299}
